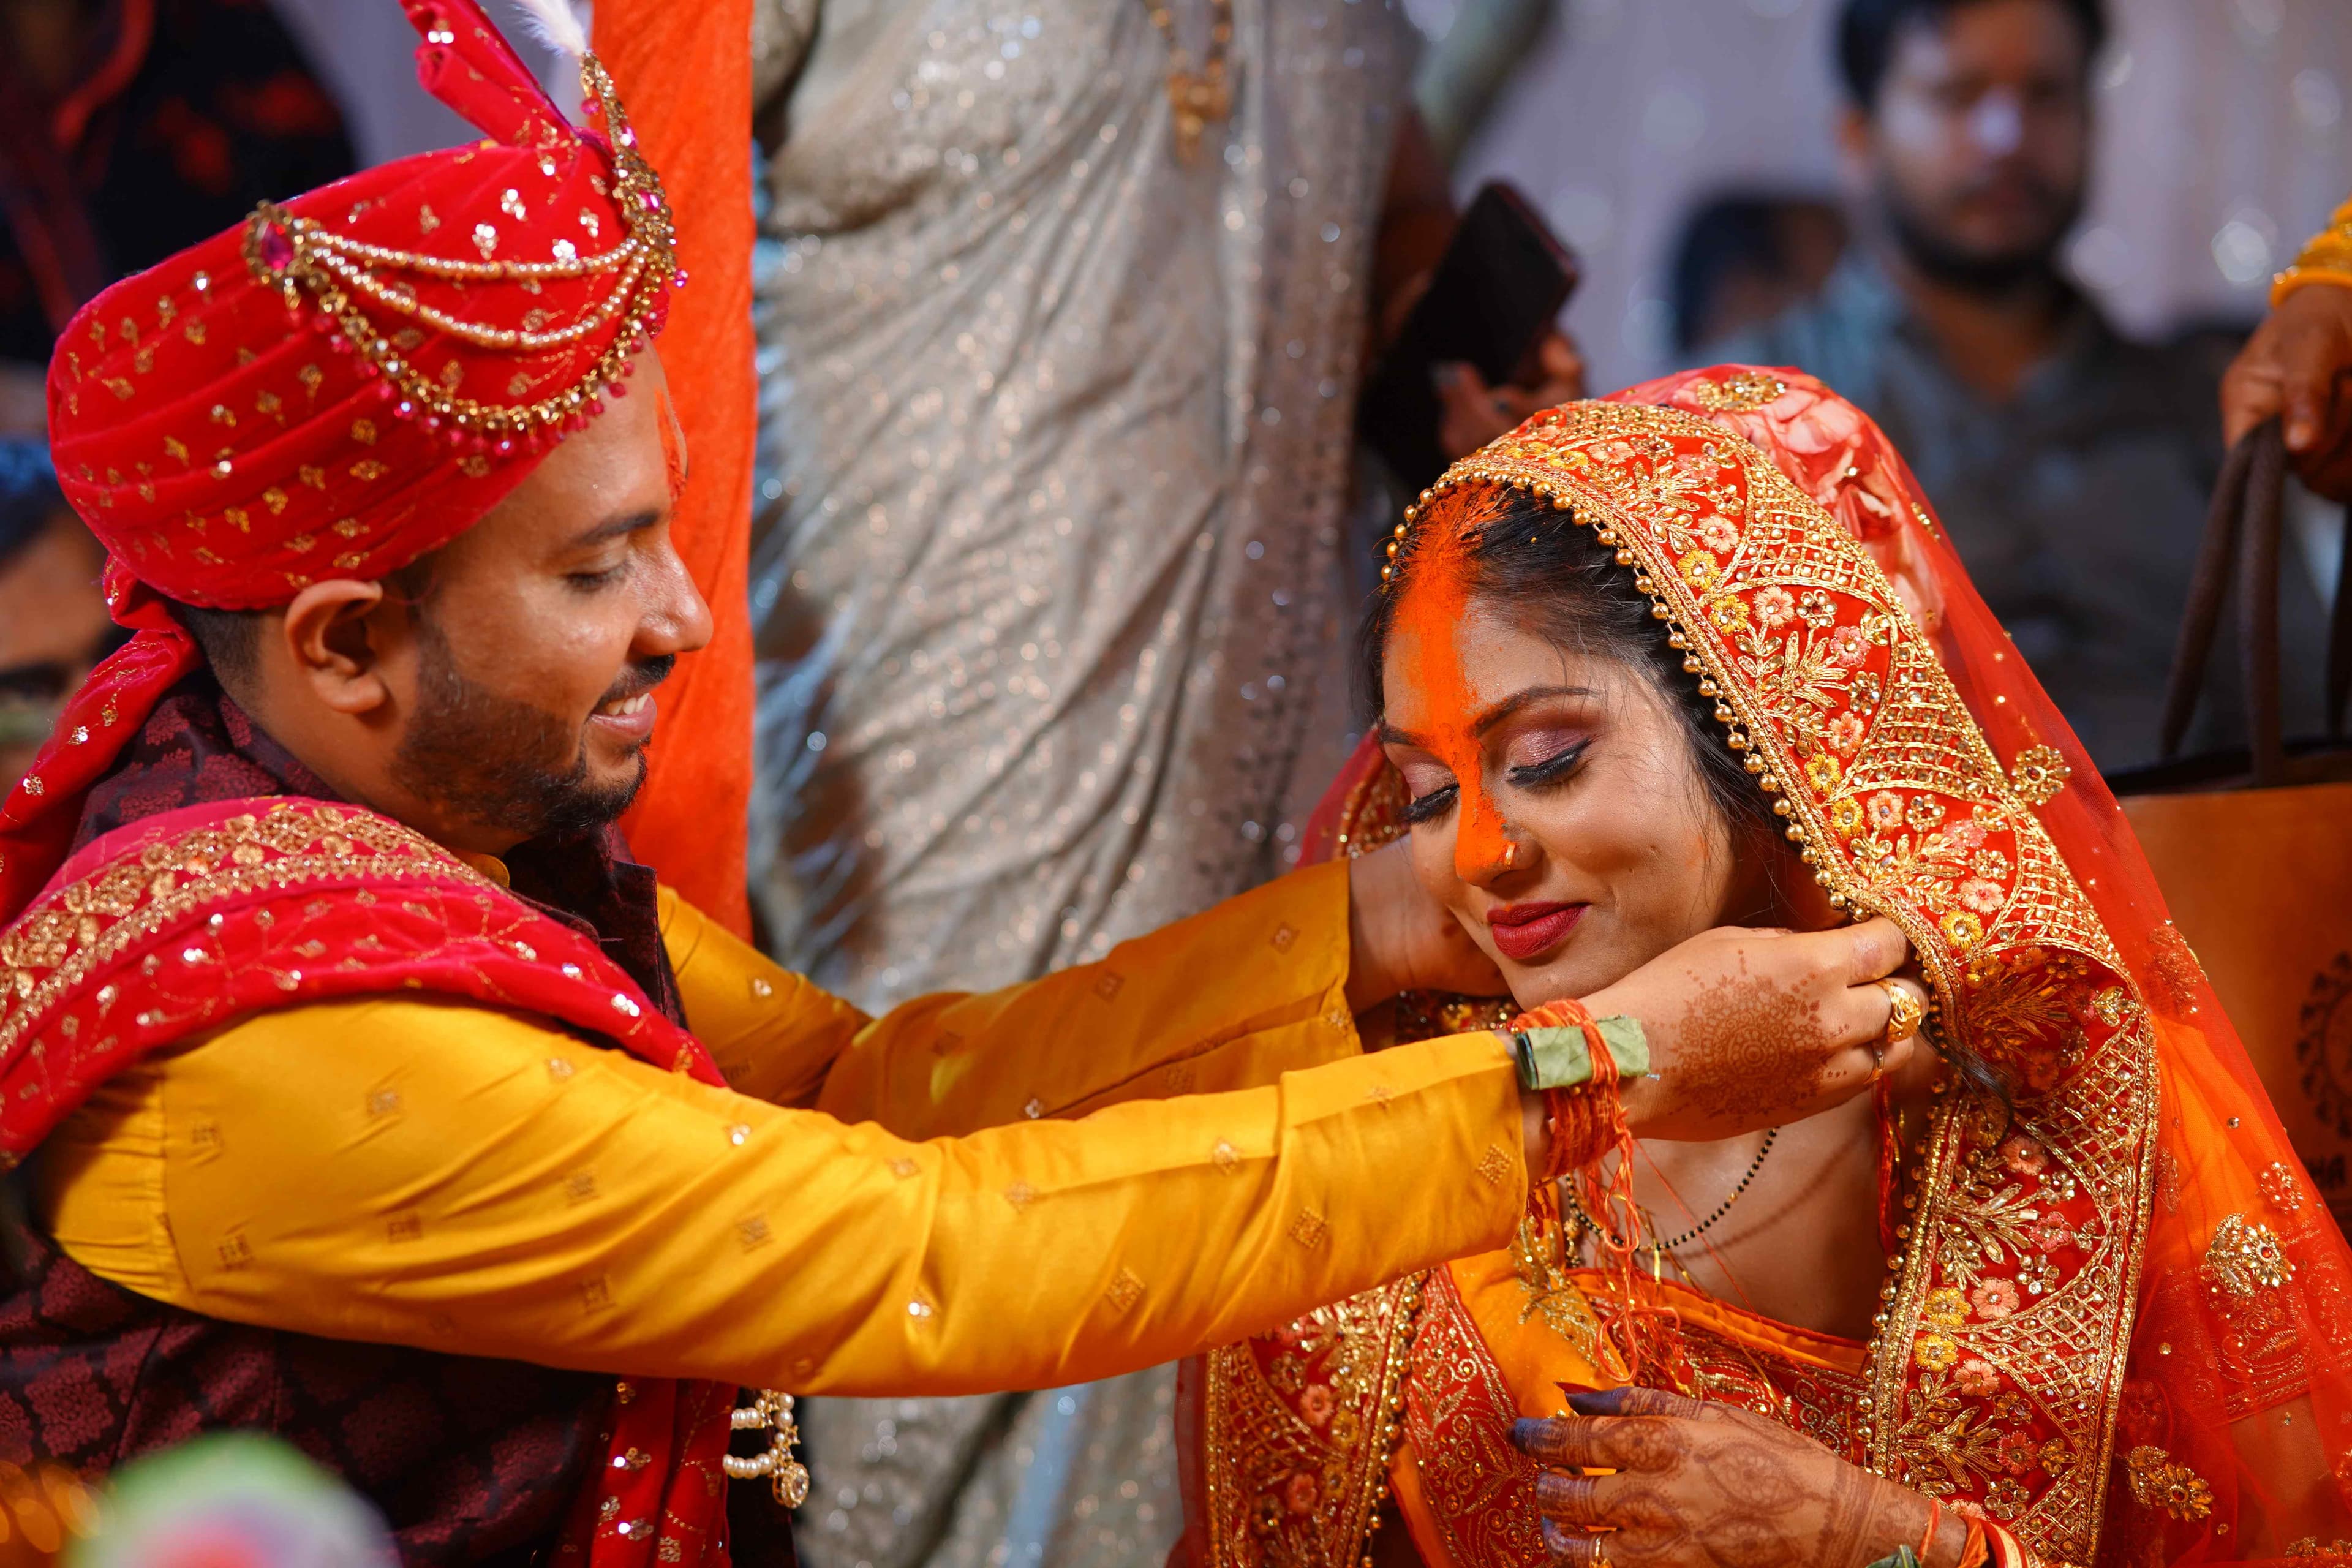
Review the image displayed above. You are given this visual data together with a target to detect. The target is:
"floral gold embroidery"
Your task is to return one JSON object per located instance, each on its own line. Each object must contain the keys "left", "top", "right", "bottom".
{"left": 1197, "top": 1278, "right": 1422, "bottom": 1568}
{"left": 2125, "top": 1445, "right": 2213, "bottom": 1521}
{"left": 2008, "top": 744, "right": 2070, "bottom": 805}
{"left": 2260, "top": 1163, "right": 2305, "bottom": 1215}
{"left": 2146, "top": 923, "right": 2206, "bottom": 1014}
{"left": 1687, "top": 369, "right": 1787, "bottom": 413}
{"left": 2204, "top": 1213, "right": 2294, "bottom": 1299}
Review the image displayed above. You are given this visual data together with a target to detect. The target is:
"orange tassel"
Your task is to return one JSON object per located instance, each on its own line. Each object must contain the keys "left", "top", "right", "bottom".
{"left": 1511, "top": 998, "right": 1673, "bottom": 1379}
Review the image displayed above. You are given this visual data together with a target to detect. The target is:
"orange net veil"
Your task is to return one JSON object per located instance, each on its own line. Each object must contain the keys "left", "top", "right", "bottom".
{"left": 1296, "top": 369, "right": 2352, "bottom": 1566}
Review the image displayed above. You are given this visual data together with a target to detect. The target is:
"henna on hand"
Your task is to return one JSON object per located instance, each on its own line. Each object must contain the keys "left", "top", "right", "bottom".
{"left": 1513, "top": 1387, "right": 1936, "bottom": 1568}
{"left": 1583, "top": 920, "right": 1918, "bottom": 1143}
{"left": 1658, "top": 968, "right": 1832, "bottom": 1126}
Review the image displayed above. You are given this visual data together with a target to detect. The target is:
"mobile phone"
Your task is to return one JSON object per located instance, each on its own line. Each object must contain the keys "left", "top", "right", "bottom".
{"left": 1357, "top": 182, "right": 1581, "bottom": 495}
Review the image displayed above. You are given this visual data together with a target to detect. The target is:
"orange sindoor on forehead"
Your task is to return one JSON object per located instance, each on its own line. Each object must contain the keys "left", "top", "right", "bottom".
{"left": 655, "top": 386, "right": 688, "bottom": 502}
{"left": 1390, "top": 524, "right": 1511, "bottom": 876}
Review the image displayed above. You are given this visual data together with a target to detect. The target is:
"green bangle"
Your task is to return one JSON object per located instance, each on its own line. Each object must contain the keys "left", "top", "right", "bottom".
{"left": 1863, "top": 1548, "right": 1922, "bottom": 1568}
{"left": 1508, "top": 1014, "right": 1649, "bottom": 1090}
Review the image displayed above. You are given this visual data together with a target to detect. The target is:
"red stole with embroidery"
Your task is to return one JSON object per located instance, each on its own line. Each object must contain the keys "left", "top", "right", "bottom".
{"left": 0, "top": 796, "right": 738, "bottom": 1567}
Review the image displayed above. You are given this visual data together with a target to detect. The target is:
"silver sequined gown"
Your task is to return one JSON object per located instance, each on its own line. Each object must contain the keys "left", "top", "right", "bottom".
{"left": 748, "top": 2, "right": 1412, "bottom": 1565}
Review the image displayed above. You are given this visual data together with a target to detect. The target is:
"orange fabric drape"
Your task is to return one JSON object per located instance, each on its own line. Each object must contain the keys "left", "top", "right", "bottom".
{"left": 600, "top": 0, "right": 756, "bottom": 938}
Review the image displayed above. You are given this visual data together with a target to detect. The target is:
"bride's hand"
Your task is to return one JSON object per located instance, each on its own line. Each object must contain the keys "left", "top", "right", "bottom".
{"left": 1345, "top": 839, "right": 1510, "bottom": 1010}
{"left": 1512, "top": 1388, "right": 1967, "bottom": 1568}
{"left": 1583, "top": 919, "right": 1926, "bottom": 1142}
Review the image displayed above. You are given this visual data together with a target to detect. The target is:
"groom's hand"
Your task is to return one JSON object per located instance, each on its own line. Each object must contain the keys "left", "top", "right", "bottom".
{"left": 1344, "top": 839, "right": 1509, "bottom": 1011}
{"left": 1585, "top": 919, "right": 1926, "bottom": 1142}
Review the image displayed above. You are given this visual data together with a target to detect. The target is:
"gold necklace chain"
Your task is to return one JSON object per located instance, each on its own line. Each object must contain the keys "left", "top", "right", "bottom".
{"left": 1141, "top": 0, "right": 1232, "bottom": 162}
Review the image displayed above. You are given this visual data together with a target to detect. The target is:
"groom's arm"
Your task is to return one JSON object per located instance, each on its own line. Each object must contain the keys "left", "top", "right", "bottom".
{"left": 662, "top": 862, "right": 1365, "bottom": 1137}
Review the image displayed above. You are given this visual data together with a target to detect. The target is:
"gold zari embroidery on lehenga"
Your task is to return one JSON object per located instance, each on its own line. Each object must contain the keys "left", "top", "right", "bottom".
{"left": 1194, "top": 1278, "right": 1423, "bottom": 1568}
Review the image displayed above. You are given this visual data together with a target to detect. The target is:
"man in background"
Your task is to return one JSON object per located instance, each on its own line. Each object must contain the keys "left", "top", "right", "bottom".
{"left": 0, "top": 439, "right": 114, "bottom": 787}
{"left": 1716, "top": 0, "right": 2321, "bottom": 771}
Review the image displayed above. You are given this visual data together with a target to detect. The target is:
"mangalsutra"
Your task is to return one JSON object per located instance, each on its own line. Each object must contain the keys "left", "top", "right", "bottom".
{"left": 1140, "top": 0, "right": 1232, "bottom": 163}
{"left": 1564, "top": 1127, "right": 1777, "bottom": 1257}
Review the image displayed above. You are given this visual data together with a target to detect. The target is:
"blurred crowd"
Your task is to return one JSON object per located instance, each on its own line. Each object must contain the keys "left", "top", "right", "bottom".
{"left": 1, "top": 0, "right": 2349, "bottom": 1562}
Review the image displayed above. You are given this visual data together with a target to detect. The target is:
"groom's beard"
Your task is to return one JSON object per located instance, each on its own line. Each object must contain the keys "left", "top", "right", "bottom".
{"left": 390, "top": 615, "right": 666, "bottom": 840}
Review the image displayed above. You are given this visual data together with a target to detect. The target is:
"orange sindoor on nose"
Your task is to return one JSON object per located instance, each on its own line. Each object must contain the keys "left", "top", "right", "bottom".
{"left": 655, "top": 386, "right": 688, "bottom": 503}
{"left": 1391, "top": 531, "right": 1509, "bottom": 879}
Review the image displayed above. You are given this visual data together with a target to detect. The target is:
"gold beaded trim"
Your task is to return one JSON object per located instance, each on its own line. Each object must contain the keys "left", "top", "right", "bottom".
{"left": 237, "top": 50, "right": 676, "bottom": 450}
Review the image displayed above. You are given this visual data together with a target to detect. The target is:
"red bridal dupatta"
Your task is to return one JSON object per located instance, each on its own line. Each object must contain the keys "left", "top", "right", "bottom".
{"left": 1178, "top": 369, "right": 2352, "bottom": 1568}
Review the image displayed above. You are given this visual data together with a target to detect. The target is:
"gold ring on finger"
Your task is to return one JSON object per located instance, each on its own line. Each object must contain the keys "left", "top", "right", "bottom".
{"left": 1877, "top": 979, "right": 1926, "bottom": 1047}
{"left": 1591, "top": 1533, "right": 1611, "bottom": 1568}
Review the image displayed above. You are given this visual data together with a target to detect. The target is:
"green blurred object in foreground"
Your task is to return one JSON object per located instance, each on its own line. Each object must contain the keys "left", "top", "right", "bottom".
{"left": 67, "top": 1433, "right": 395, "bottom": 1568}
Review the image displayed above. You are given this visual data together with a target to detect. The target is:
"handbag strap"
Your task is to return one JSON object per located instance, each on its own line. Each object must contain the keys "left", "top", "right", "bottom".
{"left": 2158, "top": 419, "right": 2352, "bottom": 781}
{"left": 2239, "top": 425, "right": 2288, "bottom": 785}
{"left": 2331, "top": 485, "right": 2352, "bottom": 739}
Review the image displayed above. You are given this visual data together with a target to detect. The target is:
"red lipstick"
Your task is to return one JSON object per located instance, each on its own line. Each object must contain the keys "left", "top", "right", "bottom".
{"left": 1485, "top": 900, "right": 1586, "bottom": 963}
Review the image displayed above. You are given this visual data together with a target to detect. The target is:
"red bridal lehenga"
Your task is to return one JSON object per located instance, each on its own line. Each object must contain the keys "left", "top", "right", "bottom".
{"left": 1177, "top": 368, "right": 2352, "bottom": 1568}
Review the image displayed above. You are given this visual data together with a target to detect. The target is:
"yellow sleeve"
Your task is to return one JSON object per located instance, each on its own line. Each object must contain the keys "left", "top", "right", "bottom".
{"left": 662, "top": 860, "right": 1363, "bottom": 1133}
{"left": 32, "top": 992, "right": 1525, "bottom": 1397}
{"left": 660, "top": 884, "right": 867, "bottom": 1107}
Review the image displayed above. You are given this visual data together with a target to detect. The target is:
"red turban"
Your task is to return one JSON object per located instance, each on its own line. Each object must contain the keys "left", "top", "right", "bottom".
{"left": 0, "top": 0, "right": 679, "bottom": 922}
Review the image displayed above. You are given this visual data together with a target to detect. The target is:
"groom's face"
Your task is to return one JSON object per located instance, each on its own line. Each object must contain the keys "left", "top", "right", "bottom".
{"left": 377, "top": 350, "right": 713, "bottom": 845}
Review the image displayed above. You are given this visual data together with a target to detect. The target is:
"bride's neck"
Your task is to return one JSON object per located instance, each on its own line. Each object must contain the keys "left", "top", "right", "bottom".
{"left": 1719, "top": 832, "right": 1831, "bottom": 932}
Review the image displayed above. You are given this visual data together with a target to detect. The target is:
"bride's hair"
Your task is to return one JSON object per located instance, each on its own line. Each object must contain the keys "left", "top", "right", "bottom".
{"left": 1359, "top": 487, "right": 1778, "bottom": 848}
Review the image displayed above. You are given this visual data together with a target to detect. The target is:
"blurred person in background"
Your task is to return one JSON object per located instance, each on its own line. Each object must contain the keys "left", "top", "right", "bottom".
{"left": 0, "top": 0, "right": 352, "bottom": 432}
{"left": 745, "top": 7, "right": 1575, "bottom": 1567}
{"left": 1668, "top": 192, "right": 1848, "bottom": 357}
{"left": 1711, "top": 0, "right": 2323, "bottom": 771}
{"left": 0, "top": 439, "right": 116, "bottom": 790}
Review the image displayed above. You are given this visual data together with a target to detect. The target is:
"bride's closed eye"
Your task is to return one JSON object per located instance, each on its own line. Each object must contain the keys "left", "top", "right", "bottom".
{"left": 1395, "top": 737, "right": 1593, "bottom": 826}
{"left": 1400, "top": 778, "right": 1458, "bottom": 826}
{"left": 1506, "top": 736, "right": 1591, "bottom": 790}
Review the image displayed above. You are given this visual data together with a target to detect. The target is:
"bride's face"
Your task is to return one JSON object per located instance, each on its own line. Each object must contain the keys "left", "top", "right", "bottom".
{"left": 1379, "top": 598, "right": 1779, "bottom": 1009}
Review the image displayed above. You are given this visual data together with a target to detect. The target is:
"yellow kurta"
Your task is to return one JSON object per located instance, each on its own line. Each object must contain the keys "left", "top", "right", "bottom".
{"left": 30, "top": 859, "right": 1530, "bottom": 1396}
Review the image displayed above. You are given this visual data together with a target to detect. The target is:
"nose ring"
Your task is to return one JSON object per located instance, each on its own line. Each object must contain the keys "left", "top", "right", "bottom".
{"left": 1501, "top": 840, "right": 1518, "bottom": 869}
